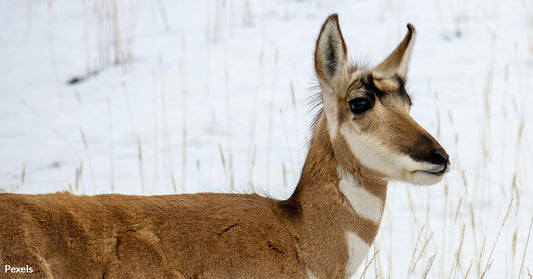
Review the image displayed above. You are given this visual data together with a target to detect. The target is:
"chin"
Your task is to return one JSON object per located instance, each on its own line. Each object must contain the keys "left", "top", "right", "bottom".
{"left": 401, "top": 170, "right": 447, "bottom": 185}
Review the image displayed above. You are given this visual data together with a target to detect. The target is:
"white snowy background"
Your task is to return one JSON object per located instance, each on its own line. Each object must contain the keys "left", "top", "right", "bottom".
{"left": 1, "top": 0, "right": 532, "bottom": 277}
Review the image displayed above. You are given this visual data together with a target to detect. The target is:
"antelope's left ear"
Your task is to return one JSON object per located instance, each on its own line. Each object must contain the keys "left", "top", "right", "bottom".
{"left": 314, "top": 14, "right": 349, "bottom": 91}
{"left": 374, "top": 24, "right": 416, "bottom": 79}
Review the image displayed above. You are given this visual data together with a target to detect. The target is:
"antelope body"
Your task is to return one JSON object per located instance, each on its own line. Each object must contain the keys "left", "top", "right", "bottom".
{"left": 0, "top": 15, "right": 449, "bottom": 278}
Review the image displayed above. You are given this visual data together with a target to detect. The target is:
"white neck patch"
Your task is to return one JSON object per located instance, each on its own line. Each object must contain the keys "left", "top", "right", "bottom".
{"left": 337, "top": 166, "right": 383, "bottom": 276}
{"left": 337, "top": 166, "right": 384, "bottom": 224}
{"left": 344, "top": 232, "right": 371, "bottom": 277}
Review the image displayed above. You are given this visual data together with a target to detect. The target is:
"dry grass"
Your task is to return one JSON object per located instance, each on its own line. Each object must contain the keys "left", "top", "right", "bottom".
{"left": 12, "top": 0, "right": 531, "bottom": 277}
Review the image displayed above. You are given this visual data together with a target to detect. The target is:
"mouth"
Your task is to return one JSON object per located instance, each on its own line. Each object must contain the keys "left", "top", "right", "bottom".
{"left": 415, "top": 163, "right": 448, "bottom": 176}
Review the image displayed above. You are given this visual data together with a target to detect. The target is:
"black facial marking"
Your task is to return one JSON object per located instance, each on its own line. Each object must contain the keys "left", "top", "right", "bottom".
{"left": 325, "top": 35, "right": 338, "bottom": 77}
{"left": 394, "top": 75, "right": 412, "bottom": 105}
{"left": 406, "top": 135, "right": 449, "bottom": 166}
{"left": 362, "top": 75, "right": 383, "bottom": 98}
{"left": 359, "top": 74, "right": 411, "bottom": 105}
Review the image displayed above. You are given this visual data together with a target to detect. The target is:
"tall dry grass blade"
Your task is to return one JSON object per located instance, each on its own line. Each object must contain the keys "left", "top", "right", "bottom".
{"left": 265, "top": 49, "right": 279, "bottom": 186}
{"left": 80, "top": 128, "right": 95, "bottom": 192}
{"left": 152, "top": 69, "right": 159, "bottom": 191}
{"left": 218, "top": 144, "right": 226, "bottom": 168}
{"left": 512, "top": 173, "right": 520, "bottom": 208}
{"left": 410, "top": 231, "right": 433, "bottom": 275}
{"left": 108, "top": 99, "right": 115, "bottom": 193}
{"left": 407, "top": 225, "right": 425, "bottom": 275}
{"left": 387, "top": 201, "right": 393, "bottom": 277}
{"left": 518, "top": 214, "right": 533, "bottom": 279}
{"left": 440, "top": 181, "right": 449, "bottom": 277}
{"left": 454, "top": 224, "right": 466, "bottom": 276}
{"left": 477, "top": 236, "right": 487, "bottom": 277}
{"left": 434, "top": 91, "right": 441, "bottom": 139}
{"left": 75, "top": 161, "right": 84, "bottom": 194}
{"left": 405, "top": 186, "right": 419, "bottom": 227}
{"left": 480, "top": 198, "right": 513, "bottom": 278}
{"left": 469, "top": 202, "right": 478, "bottom": 268}
{"left": 373, "top": 241, "right": 384, "bottom": 279}
{"left": 137, "top": 138, "right": 145, "bottom": 194}
{"left": 359, "top": 249, "right": 380, "bottom": 279}
{"left": 247, "top": 144, "right": 257, "bottom": 186}
{"left": 20, "top": 163, "right": 26, "bottom": 191}
{"left": 464, "top": 259, "right": 473, "bottom": 279}
{"left": 160, "top": 59, "right": 173, "bottom": 192}
{"left": 280, "top": 108, "right": 295, "bottom": 184}
{"left": 219, "top": 144, "right": 232, "bottom": 190}
{"left": 179, "top": 32, "right": 189, "bottom": 193}
{"left": 171, "top": 174, "right": 177, "bottom": 194}
{"left": 422, "top": 253, "right": 436, "bottom": 279}
{"left": 181, "top": 121, "right": 188, "bottom": 192}
{"left": 290, "top": 81, "right": 301, "bottom": 166}
{"left": 511, "top": 226, "right": 519, "bottom": 278}
{"left": 219, "top": 16, "right": 234, "bottom": 191}
{"left": 454, "top": 197, "right": 464, "bottom": 224}
{"left": 461, "top": 170, "right": 468, "bottom": 193}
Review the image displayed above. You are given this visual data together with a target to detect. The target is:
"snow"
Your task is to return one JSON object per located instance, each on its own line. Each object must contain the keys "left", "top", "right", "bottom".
{"left": 1, "top": 0, "right": 532, "bottom": 277}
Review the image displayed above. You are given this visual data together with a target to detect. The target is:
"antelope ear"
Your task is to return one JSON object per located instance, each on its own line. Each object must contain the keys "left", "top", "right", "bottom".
{"left": 374, "top": 24, "right": 416, "bottom": 79}
{"left": 314, "top": 14, "right": 349, "bottom": 90}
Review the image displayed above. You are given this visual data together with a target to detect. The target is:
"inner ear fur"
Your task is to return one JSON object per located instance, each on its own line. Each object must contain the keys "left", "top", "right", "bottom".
{"left": 314, "top": 14, "right": 349, "bottom": 90}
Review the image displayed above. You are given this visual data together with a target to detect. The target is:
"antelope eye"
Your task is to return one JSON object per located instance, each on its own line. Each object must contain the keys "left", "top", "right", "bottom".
{"left": 349, "top": 98, "right": 372, "bottom": 114}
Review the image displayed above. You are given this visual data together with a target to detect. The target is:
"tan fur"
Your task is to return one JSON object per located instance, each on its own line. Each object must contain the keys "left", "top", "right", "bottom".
{"left": 372, "top": 75, "right": 401, "bottom": 92}
{"left": 0, "top": 14, "right": 448, "bottom": 278}
{"left": 373, "top": 23, "right": 416, "bottom": 78}
{"left": 1, "top": 192, "right": 305, "bottom": 278}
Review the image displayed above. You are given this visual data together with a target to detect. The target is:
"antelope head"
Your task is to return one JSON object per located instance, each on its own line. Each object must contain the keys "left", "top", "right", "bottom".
{"left": 314, "top": 14, "right": 449, "bottom": 185}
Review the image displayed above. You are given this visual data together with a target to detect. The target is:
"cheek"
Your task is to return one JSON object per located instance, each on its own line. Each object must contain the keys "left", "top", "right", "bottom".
{"left": 336, "top": 124, "right": 394, "bottom": 172}
{"left": 350, "top": 113, "right": 377, "bottom": 133}
{"left": 351, "top": 103, "right": 392, "bottom": 133}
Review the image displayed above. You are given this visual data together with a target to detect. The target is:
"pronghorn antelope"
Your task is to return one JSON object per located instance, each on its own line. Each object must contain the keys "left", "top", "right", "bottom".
{"left": 0, "top": 14, "right": 449, "bottom": 278}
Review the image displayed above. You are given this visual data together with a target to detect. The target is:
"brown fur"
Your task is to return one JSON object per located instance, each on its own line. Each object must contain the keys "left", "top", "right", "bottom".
{"left": 0, "top": 14, "right": 447, "bottom": 279}
{"left": 314, "top": 15, "right": 348, "bottom": 85}
{"left": 281, "top": 116, "right": 384, "bottom": 278}
{"left": 0, "top": 114, "right": 379, "bottom": 279}
{"left": 373, "top": 23, "right": 415, "bottom": 78}
{"left": 372, "top": 75, "right": 401, "bottom": 92}
{"left": 0, "top": 192, "right": 304, "bottom": 278}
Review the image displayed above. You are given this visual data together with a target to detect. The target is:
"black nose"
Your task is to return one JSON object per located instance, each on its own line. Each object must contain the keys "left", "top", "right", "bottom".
{"left": 431, "top": 148, "right": 449, "bottom": 165}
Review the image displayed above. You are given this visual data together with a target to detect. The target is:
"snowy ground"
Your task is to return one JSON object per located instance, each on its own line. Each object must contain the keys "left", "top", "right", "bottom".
{"left": 1, "top": 0, "right": 532, "bottom": 277}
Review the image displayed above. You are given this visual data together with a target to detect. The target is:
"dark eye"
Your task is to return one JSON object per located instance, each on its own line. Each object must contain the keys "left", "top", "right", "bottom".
{"left": 349, "top": 98, "right": 372, "bottom": 114}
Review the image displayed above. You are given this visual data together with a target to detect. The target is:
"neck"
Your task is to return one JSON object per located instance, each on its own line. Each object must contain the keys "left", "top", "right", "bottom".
{"left": 281, "top": 114, "right": 388, "bottom": 278}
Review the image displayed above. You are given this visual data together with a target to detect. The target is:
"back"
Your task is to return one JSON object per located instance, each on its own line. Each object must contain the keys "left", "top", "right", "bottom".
{"left": 0, "top": 192, "right": 303, "bottom": 278}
